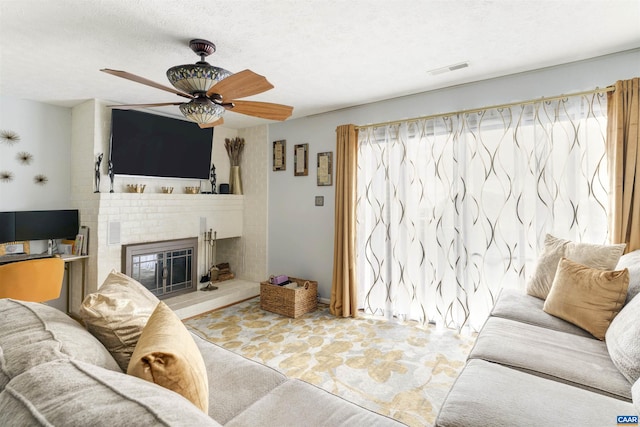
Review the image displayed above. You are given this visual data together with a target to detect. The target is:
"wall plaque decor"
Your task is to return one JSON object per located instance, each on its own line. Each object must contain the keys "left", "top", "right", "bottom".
{"left": 0, "top": 171, "right": 14, "bottom": 183}
{"left": 273, "top": 140, "right": 286, "bottom": 171}
{"left": 17, "top": 152, "right": 33, "bottom": 165}
{"left": 317, "top": 152, "right": 333, "bottom": 186}
{"left": 294, "top": 143, "right": 308, "bottom": 176}
{"left": 0, "top": 130, "right": 20, "bottom": 145}
{"left": 34, "top": 174, "right": 48, "bottom": 185}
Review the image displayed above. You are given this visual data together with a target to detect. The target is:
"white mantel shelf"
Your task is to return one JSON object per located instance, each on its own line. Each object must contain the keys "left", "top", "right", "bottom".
{"left": 94, "top": 192, "right": 244, "bottom": 202}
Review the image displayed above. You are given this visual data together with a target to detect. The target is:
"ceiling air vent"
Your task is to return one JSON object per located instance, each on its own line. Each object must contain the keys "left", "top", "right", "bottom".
{"left": 427, "top": 61, "right": 470, "bottom": 76}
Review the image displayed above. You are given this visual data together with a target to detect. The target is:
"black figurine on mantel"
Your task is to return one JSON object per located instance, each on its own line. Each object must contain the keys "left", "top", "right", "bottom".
{"left": 94, "top": 153, "right": 103, "bottom": 193}
{"left": 108, "top": 160, "right": 115, "bottom": 193}
{"left": 210, "top": 163, "right": 217, "bottom": 194}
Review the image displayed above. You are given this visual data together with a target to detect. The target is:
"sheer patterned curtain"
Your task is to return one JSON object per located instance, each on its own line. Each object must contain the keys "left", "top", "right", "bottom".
{"left": 356, "top": 93, "right": 609, "bottom": 331}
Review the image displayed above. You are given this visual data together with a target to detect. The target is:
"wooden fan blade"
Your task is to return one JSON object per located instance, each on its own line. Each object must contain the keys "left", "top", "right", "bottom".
{"left": 101, "top": 69, "right": 193, "bottom": 99}
{"left": 208, "top": 69, "right": 274, "bottom": 100}
{"left": 198, "top": 117, "right": 224, "bottom": 128}
{"left": 228, "top": 100, "right": 293, "bottom": 121}
{"left": 107, "top": 102, "right": 184, "bottom": 109}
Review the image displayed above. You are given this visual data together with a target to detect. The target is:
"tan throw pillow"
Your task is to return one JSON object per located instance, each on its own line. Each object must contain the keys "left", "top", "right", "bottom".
{"left": 128, "top": 301, "right": 209, "bottom": 413}
{"left": 526, "top": 234, "right": 626, "bottom": 300}
{"left": 543, "top": 258, "right": 629, "bottom": 340}
{"left": 79, "top": 270, "right": 160, "bottom": 371}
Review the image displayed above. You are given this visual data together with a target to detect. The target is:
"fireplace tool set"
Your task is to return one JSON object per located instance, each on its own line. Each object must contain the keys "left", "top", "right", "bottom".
{"left": 200, "top": 229, "right": 219, "bottom": 291}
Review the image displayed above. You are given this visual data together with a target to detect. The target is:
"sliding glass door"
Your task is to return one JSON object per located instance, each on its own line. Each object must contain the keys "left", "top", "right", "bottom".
{"left": 356, "top": 93, "right": 608, "bottom": 330}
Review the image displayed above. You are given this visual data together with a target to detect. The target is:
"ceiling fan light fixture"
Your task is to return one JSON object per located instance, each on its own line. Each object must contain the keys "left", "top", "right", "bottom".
{"left": 102, "top": 38, "right": 292, "bottom": 126}
{"left": 166, "top": 63, "right": 232, "bottom": 94}
{"left": 179, "top": 98, "right": 226, "bottom": 124}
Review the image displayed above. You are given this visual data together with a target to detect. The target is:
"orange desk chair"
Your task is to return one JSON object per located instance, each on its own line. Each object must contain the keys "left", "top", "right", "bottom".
{"left": 0, "top": 257, "right": 65, "bottom": 302}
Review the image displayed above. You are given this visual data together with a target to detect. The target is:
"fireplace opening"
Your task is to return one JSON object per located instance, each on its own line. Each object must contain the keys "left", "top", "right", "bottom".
{"left": 122, "top": 238, "right": 198, "bottom": 299}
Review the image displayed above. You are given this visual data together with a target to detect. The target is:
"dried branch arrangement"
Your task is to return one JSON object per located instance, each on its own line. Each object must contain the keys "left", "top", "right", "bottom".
{"left": 225, "top": 137, "right": 245, "bottom": 166}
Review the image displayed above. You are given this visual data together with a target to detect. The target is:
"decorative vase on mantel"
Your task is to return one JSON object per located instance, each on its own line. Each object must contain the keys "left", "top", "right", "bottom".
{"left": 225, "top": 137, "right": 245, "bottom": 195}
{"left": 229, "top": 165, "right": 243, "bottom": 195}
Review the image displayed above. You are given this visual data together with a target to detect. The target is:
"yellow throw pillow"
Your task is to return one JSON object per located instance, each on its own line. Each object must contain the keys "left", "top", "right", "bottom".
{"left": 127, "top": 301, "right": 209, "bottom": 413}
{"left": 543, "top": 257, "right": 629, "bottom": 340}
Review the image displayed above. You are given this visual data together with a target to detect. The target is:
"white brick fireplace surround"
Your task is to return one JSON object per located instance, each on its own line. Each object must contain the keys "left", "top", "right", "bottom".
{"left": 69, "top": 100, "right": 269, "bottom": 313}
{"left": 92, "top": 192, "right": 243, "bottom": 288}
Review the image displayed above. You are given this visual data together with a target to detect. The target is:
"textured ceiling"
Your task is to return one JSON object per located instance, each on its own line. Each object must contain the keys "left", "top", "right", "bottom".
{"left": 1, "top": 0, "right": 639, "bottom": 129}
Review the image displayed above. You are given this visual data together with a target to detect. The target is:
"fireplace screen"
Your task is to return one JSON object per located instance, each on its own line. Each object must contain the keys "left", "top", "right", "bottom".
{"left": 122, "top": 238, "right": 198, "bottom": 299}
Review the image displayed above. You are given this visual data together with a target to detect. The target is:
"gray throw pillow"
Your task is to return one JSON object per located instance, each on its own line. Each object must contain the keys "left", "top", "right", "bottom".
{"left": 616, "top": 249, "right": 640, "bottom": 305}
{"left": 633, "top": 377, "right": 640, "bottom": 414}
{"left": 526, "top": 234, "right": 626, "bottom": 300}
{"left": 606, "top": 290, "right": 640, "bottom": 383}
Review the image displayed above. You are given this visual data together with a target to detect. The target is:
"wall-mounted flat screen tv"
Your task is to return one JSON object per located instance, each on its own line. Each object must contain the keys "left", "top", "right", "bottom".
{"left": 110, "top": 109, "right": 213, "bottom": 179}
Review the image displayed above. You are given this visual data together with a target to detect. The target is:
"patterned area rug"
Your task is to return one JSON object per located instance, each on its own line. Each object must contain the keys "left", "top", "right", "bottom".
{"left": 185, "top": 298, "right": 475, "bottom": 427}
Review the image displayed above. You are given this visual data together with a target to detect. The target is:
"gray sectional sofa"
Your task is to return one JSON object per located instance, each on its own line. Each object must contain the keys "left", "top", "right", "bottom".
{"left": 0, "top": 298, "right": 403, "bottom": 426}
{"left": 436, "top": 249, "right": 640, "bottom": 427}
{"left": 2, "top": 243, "right": 638, "bottom": 427}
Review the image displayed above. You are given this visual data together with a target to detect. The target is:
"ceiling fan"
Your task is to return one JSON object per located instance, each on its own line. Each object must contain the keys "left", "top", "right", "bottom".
{"left": 101, "top": 39, "right": 293, "bottom": 128}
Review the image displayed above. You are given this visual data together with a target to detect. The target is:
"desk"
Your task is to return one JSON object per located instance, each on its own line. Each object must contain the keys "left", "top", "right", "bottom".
{"left": 60, "top": 254, "right": 88, "bottom": 315}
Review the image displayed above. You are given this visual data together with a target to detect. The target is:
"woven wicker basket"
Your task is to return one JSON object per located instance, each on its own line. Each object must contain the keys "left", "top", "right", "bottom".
{"left": 260, "top": 277, "right": 318, "bottom": 318}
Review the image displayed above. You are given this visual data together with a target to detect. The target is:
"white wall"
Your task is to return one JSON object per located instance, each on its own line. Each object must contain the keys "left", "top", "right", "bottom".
{"left": 267, "top": 48, "right": 640, "bottom": 301}
{"left": 236, "top": 125, "right": 269, "bottom": 282}
{"left": 0, "top": 97, "right": 72, "bottom": 311}
{"left": 0, "top": 97, "right": 72, "bottom": 210}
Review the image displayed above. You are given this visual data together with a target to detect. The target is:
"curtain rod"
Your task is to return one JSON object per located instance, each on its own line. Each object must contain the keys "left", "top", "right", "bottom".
{"left": 355, "top": 85, "right": 615, "bottom": 130}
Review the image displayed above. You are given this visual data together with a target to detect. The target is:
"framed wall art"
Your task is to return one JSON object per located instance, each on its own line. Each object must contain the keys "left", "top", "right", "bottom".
{"left": 0, "top": 241, "right": 30, "bottom": 256}
{"left": 273, "top": 140, "right": 286, "bottom": 171}
{"left": 294, "top": 143, "right": 308, "bottom": 176}
{"left": 317, "top": 152, "right": 333, "bottom": 186}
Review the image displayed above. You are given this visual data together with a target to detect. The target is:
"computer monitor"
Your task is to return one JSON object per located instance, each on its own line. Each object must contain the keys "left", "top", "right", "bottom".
{"left": 13, "top": 210, "right": 79, "bottom": 241}
{"left": 0, "top": 212, "right": 16, "bottom": 243}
